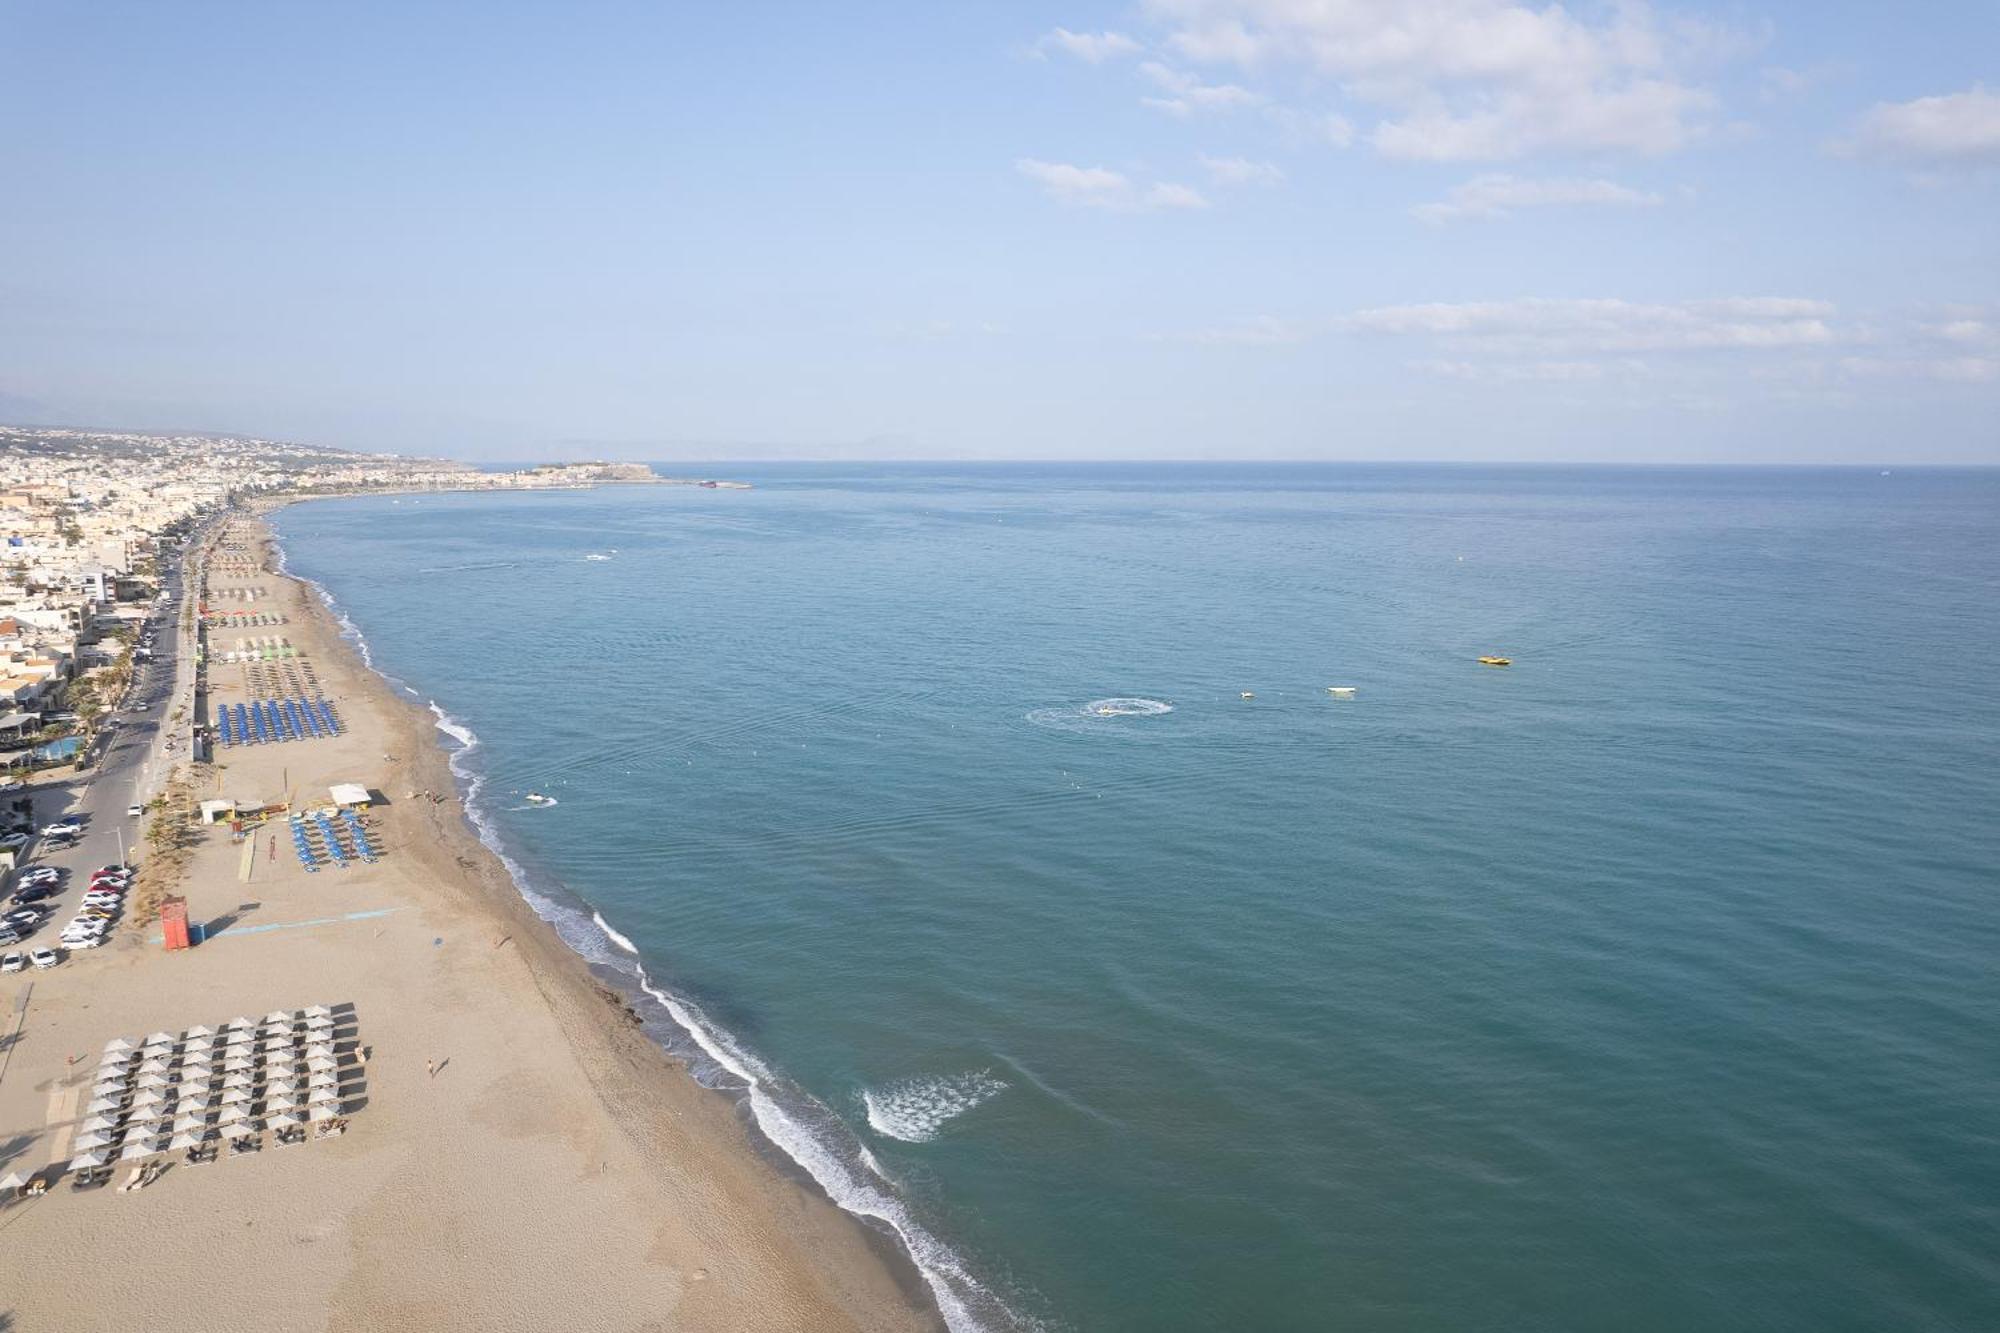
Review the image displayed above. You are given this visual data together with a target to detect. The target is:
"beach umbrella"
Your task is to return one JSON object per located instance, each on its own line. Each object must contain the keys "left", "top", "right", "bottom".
{"left": 103, "top": 1037, "right": 135, "bottom": 1053}
{"left": 307, "top": 1055, "right": 337, "bottom": 1073}
{"left": 221, "top": 1086, "right": 252, "bottom": 1105}
{"left": 263, "top": 1010, "right": 291, "bottom": 1025}
{"left": 168, "top": 1132, "right": 205, "bottom": 1151}
{"left": 271, "top": 1111, "right": 306, "bottom": 1128}
{"left": 137, "top": 1072, "right": 171, "bottom": 1090}
{"left": 172, "top": 1114, "right": 208, "bottom": 1134}
{"left": 69, "top": 1150, "right": 107, "bottom": 1170}
{"left": 308, "top": 1086, "right": 341, "bottom": 1105}
{"left": 80, "top": 1114, "right": 118, "bottom": 1134}
{"left": 228, "top": 1017, "right": 255, "bottom": 1031}
{"left": 119, "top": 1139, "right": 158, "bottom": 1161}
{"left": 224, "top": 1058, "right": 256, "bottom": 1074}
{"left": 73, "top": 1131, "right": 114, "bottom": 1150}
{"left": 98, "top": 1048, "right": 134, "bottom": 1066}
{"left": 303, "top": 1004, "right": 332, "bottom": 1019}
{"left": 0, "top": 1171, "right": 25, "bottom": 1192}
{"left": 85, "top": 1096, "right": 122, "bottom": 1116}
{"left": 131, "top": 1089, "right": 167, "bottom": 1110}
{"left": 308, "top": 1069, "right": 339, "bottom": 1087}
{"left": 226, "top": 1028, "right": 254, "bottom": 1043}
{"left": 144, "top": 1031, "right": 177, "bottom": 1048}
{"left": 218, "top": 1104, "right": 250, "bottom": 1124}
{"left": 223, "top": 1071, "right": 254, "bottom": 1089}
{"left": 308, "top": 1103, "right": 341, "bottom": 1122}
{"left": 184, "top": 1024, "right": 215, "bottom": 1038}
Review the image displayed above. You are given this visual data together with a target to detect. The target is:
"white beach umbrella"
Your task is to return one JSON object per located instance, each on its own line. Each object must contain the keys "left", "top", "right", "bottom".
{"left": 271, "top": 1111, "right": 306, "bottom": 1128}
{"left": 225, "top": 1028, "right": 254, "bottom": 1044}
{"left": 80, "top": 1114, "right": 119, "bottom": 1133}
{"left": 0, "top": 1171, "right": 25, "bottom": 1191}
{"left": 307, "top": 1055, "right": 337, "bottom": 1073}
{"left": 99, "top": 1048, "right": 134, "bottom": 1066}
{"left": 85, "top": 1096, "right": 122, "bottom": 1116}
{"left": 218, "top": 1104, "right": 250, "bottom": 1124}
{"left": 137, "top": 1072, "right": 171, "bottom": 1090}
{"left": 263, "top": 1010, "right": 291, "bottom": 1025}
{"left": 168, "top": 1132, "right": 205, "bottom": 1151}
{"left": 308, "top": 1086, "right": 342, "bottom": 1105}
{"left": 73, "top": 1130, "right": 114, "bottom": 1150}
{"left": 308, "top": 1068, "right": 340, "bottom": 1086}
{"left": 69, "top": 1150, "right": 107, "bottom": 1170}
{"left": 103, "top": 1037, "right": 135, "bottom": 1053}
{"left": 119, "top": 1139, "right": 158, "bottom": 1161}
{"left": 303, "top": 1004, "right": 332, "bottom": 1019}
{"left": 228, "top": 1016, "right": 256, "bottom": 1031}
{"left": 220, "top": 1087, "right": 252, "bottom": 1105}
{"left": 184, "top": 1024, "right": 215, "bottom": 1039}
{"left": 144, "top": 1031, "right": 177, "bottom": 1047}
{"left": 308, "top": 1103, "right": 341, "bottom": 1122}
{"left": 223, "top": 1070, "right": 256, "bottom": 1088}
{"left": 172, "top": 1114, "right": 209, "bottom": 1134}
{"left": 131, "top": 1089, "right": 167, "bottom": 1109}
{"left": 224, "top": 1058, "right": 256, "bottom": 1074}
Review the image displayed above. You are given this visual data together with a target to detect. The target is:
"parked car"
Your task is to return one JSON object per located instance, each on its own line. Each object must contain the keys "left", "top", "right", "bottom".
{"left": 0, "top": 951, "right": 23, "bottom": 973}
{"left": 28, "top": 948, "right": 58, "bottom": 968}
{"left": 0, "top": 927, "right": 18, "bottom": 948}
{"left": 4, "top": 907, "right": 43, "bottom": 930}
{"left": 95, "top": 865, "right": 132, "bottom": 877}
{"left": 41, "top": 821, "right": 82, "bottom": 837}
{"left": 90, "top": 876, "right": 130, "bottom": 891}
{"left": 0, "top": 833, "right": 28, "bottom": 852}
{"left": 18, "top": 866, "right": 62, "bottom": 885}
{"left": 11, "top": 885, "right": 56, "bottom": 905}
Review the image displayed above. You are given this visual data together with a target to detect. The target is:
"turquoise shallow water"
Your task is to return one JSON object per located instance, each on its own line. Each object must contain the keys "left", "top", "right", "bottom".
{"left": 274, "top": 465, "right": 2000, "bottom": 1333}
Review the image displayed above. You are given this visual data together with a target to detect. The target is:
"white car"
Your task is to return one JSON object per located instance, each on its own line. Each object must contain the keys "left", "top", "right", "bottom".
{"left": 1, "top": 951, "right": 23, "bottom": 973}
{"left": 127, "top": 805, "right": 144, "bottom": 817}
{"left": 18, "top": 866, "right": 61, "bottom": 885}
{"left": 0, "top": 833, "right": 28, "bottom": 852}
{"left": 29, "top": 948, "right": 59, "bottom": 969}
{"left": 41, "top": 822, "right": 81, "bottom": 838}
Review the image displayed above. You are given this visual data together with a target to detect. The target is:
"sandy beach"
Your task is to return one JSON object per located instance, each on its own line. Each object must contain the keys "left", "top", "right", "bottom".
{"left": 0, "top": 508, "right": 939, "bottom": 1333}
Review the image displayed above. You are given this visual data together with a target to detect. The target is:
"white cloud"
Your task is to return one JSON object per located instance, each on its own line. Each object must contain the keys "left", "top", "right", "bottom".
{"left": 1834, "top": 86, "right": 2000, "bottom": 166}
{"left": 1139, "top": 61, "right": 1264, "bottom": 115}
{"left": 1412, "top": 358, "right": 1620, "bottom": 382}
{"left": 1127, "top": 0, "right": 1744, "bottom": 159}
{"left": 1413, "top": 173, "right": 1664, "bottom": 223}
{"left": 1840, "top": 355, "right": 2000, "bottom": 384}
{"left": 1158, "top": 314, "right": 1315, "bottom": 345}
{"left": 1015, "top": 158, "right": 1209, "bottom": 212}
{"left": 1345, "top": 297, "right": 1840, "bottom": 354}
{"left": 1036, "top": 28, "right": 1143, "bottom": 63}
{"left": 1199, "top": 153, "right": 1285, "bottom": 185}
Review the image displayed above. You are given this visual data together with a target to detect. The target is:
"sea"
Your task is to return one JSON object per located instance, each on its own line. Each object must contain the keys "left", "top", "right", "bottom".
{"left": 270, "top": 464, "right": 2000, "bottom": 1333}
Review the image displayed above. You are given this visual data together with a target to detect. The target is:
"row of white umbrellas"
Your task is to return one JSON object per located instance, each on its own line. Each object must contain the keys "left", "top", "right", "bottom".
{"left": 74, "top": 1008, "right": 349, "bottom": 1170}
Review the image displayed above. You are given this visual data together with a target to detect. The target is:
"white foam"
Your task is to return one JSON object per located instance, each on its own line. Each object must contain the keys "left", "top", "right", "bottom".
{"left": 592, "top": 911, "right": 639, "bottom": 955}
{"left": 1025, "top": 696, "right": 1176, "bottom": 732}
{"left": 863, "top": 1073, "right": 1009, "bottom": 1143}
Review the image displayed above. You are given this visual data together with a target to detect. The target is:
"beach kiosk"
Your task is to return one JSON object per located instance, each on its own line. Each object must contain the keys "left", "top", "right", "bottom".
{"left": 329, "top": 783, "right": 373, "bottom": 810}
{"left": 160, "top": 897, "right": 191, "bottom": 952}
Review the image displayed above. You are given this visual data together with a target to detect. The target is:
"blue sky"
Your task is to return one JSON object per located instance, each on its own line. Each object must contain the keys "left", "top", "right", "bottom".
{"left": 2, "top": 1, "right": 1995, "bottom": 462}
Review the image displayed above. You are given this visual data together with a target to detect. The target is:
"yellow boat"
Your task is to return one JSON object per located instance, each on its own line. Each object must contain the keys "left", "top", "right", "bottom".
{"left": 1477, "top": 656, "right": 1512, "bottom": 667}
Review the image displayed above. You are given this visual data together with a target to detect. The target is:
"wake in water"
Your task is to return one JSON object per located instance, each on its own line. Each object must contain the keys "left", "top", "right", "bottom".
{"left": 864, "top": 1073, "right": 1009, "bottom": 1143}
{"left": 1025, "top": 697, "right": 1175, "bottom": 733}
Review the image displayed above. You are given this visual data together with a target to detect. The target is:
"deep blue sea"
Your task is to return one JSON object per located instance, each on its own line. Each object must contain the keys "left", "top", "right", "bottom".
{"left": 273, "top": 465, "right": 2000, "bottom": 1333}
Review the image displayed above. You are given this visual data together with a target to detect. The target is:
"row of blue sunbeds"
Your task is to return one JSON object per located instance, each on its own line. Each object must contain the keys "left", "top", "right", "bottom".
{"left": 214, "top": 697, "right": 342, "bottom": 747}
{"left": 291, "top": 809, "right": 379, "bottom": 871}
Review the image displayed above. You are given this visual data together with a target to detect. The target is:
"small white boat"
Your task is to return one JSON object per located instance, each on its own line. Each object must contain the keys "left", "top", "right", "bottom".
{"left": 1326, "top": 686, "right": 1357, "bottom": 696}
{"left": 524, "top": 792, "right": 556, "bottom": 807}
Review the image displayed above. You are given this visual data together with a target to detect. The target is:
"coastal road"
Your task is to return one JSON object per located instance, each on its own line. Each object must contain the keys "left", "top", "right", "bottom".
{"left": 11, "top": 525, "right": 204, "bottom": 952}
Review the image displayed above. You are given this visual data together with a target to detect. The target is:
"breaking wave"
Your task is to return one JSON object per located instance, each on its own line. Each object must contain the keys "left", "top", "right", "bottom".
{"left": 864, "top": 1073, "right": 1010, "bottom": 1143}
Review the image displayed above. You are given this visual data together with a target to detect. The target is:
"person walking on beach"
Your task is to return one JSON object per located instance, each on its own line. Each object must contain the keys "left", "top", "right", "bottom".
{"left": 426, "top": 1058, "right": 436, "bottom": 1078}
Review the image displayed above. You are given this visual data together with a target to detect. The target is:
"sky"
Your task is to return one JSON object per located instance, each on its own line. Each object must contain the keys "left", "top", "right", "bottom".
{"left": 1, "top": 1, "right": 1996, "bottom": 463}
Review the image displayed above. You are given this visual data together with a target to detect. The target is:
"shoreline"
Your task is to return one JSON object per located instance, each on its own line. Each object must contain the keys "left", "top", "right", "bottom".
{"left": 251, "top": 498, "right": 951, "bottom": 1328}
{"left": 0, "top": 500, "right": 941, "bottom": 1332}
{"left": 260, "top": 494, "right": 1021, "bottom": 1333}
